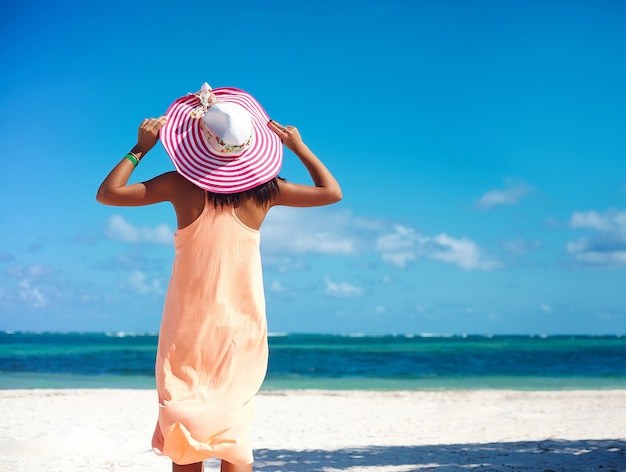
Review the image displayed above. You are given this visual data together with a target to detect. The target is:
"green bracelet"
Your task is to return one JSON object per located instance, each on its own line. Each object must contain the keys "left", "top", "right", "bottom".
{"left": 124, "top": 153, "right": 139, "bottom": 167}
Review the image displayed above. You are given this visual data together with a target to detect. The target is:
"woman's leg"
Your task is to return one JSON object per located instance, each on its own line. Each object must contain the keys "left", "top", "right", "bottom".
{"left": 173, "top": 461, "right": 203, "bottom": 472}
{"left": 220, "top": 460, "right": 252, "bottom": 472}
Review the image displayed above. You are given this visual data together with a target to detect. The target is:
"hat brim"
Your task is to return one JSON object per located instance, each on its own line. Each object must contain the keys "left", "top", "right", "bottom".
{"left": 160, "top": 87, "right": 283, "bottom": 194}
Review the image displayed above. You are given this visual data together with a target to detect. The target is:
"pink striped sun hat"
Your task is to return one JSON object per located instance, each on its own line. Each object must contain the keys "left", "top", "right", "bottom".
{"left": 160, "top": 83, "right": 283, "bottom": 194}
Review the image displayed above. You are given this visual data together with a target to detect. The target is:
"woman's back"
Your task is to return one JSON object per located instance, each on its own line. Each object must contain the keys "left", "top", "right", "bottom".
{"left": 153, "top": 195, "right": 268, "bottom": 465}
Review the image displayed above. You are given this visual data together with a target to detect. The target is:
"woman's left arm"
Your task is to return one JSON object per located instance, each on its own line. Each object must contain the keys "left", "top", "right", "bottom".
{"left": 96, "top": 116, "right": 171, "bottom": 206}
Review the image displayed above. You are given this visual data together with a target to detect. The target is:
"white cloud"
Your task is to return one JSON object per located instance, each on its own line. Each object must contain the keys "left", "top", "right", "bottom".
{"left": 262, "top": 256, "right": 308, "bottom": 273}
{"left": 377, "top": 225, "right": 418, "bottom": 252}
{"left": 18, "top": 280, "right": 47, "bottom": 308}
{"left": 7, "top": 264, "right": 54, "bottom": 279}
{"left": 476, "top": 184, "right": 532, "bottom": 209}
{"left": 121, "top": 270, "right": 165, "bottom": 295}
{"left": 269, "top": 280, "right": 286, "bottom": 292}
{"left": 3, "top": 264, "right": 54, "bottom": 309}
{"left": 382, "top": 251, "right": 416, "bottom": 268}
{"left": 540, "top": 303, "right": 552, "bottom": 313}
{"left": 426, "top": 233, "right": 500, "bottom": 270}
{"left": 566, "top": 209, "right": 626, "bottom": 266}
{"left": 324, "top": 277, "right": 364, "bottom": 298}
{"left": 262, "top": 207, "right": 361, "bottom": 255}
{"left": 262, "top": 208, "right": 502, "bottom": 272}
{"left": 570, "top": 210, "right": 626, "bottom": 233}
{"left": 501, "top": 238, "right": 542, "bottom": 256}
{"left": 376, "top": 225, "right": 500, "bottom": 271}
{"left": 566, "top": 242, "right": 626, "bottom": 265}
{"left": 377, "top": 225, "right": 419, "bottom": 268}
{"left": 105, "top": 215, "right": 173, "bottom": 245}
{"left": 0, "top": 264, "right": 63, "bottom": 310}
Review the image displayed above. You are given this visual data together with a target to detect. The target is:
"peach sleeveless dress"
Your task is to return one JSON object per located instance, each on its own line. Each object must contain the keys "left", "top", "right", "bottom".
{"left": 151, "top": 198, "right": 268, "bottom": 465}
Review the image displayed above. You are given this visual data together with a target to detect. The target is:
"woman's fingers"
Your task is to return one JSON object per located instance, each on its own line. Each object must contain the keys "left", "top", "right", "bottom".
{"left": 268, "top": 120, "right": 288, "bottom": 135}
{"left": 142, "top": 116, "right": 167, "bottom": 131}
{"left": 136, "top": 116, "right": 168, "bottom": 152}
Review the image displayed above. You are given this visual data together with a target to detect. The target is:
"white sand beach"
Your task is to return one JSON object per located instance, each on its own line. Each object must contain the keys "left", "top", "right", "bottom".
{"left": 0, "top": 389, "right": 624, "bottom": 471}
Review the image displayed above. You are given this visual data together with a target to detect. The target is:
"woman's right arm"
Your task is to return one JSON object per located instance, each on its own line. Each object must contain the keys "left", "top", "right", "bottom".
{"left": 268, "top": 120, "right": 342, "bottom": 207}
{"left": 96, "top": 117, "right": 176, "bottom": 207}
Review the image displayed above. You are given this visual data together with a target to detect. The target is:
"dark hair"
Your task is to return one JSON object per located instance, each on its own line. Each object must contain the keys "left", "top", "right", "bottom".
{"left": 208, "top": 177, "right": 283, "bottom": 208}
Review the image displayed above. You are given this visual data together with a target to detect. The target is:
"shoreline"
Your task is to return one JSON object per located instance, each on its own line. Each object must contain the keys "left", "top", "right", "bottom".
{"left": 3, "top": 372, "right": 626, "bottom": 392}
{"left": 1, "top": 388, "right": 625, "bottom": 471}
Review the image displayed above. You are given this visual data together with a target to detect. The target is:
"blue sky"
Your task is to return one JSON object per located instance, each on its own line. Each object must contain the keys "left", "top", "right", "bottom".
{"left": 1, "top": 0, "right": 625, "bottom": 335}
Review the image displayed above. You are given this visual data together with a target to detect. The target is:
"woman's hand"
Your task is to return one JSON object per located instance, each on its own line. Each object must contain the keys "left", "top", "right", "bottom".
{"left": 133, "top": 116, "right": 167, "bottom": 158}
{"left": 267, "top": 119, "right": 342, "bottom": 208}
{"left": 96, "top": 116, "right": 172, "bottom": 207}
{"left": 268, "top": 120, "right": 304, "bottom": 153}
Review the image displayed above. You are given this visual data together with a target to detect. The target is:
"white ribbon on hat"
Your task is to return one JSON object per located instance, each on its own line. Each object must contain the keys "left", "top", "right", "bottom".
{"left": 190, "top": 82, "right": 217, "bottom": 119}
{"left": 189, "top": 82, "right": 253, "bottom": 156}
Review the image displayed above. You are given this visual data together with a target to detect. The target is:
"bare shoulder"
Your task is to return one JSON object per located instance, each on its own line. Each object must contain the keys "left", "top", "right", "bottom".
{"left": 150, "top": 172, "right": 199, "bottom": 198}
{"left": 152, "top": 170, "right": 187, "bottom": 188}
{"left": 166, "top": 173, "right": 206, "bottom": 229}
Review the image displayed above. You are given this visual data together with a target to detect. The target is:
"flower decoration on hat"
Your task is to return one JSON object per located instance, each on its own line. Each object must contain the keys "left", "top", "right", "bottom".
{"left": 190, "top": 82, "right": 217, "bottom": 119}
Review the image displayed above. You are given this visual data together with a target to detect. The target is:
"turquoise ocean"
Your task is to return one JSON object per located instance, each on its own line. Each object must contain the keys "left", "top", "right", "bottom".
{"left": 1, "top": 331, "right": 625, "bottom": 390}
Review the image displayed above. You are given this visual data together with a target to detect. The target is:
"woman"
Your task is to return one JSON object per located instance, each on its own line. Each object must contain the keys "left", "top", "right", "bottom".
{"left": 97, "top": 83, "right": 341, "bottom": 472}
